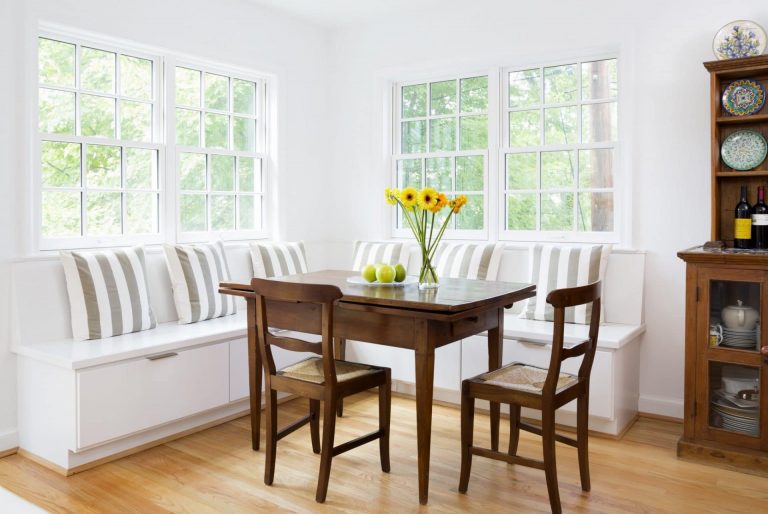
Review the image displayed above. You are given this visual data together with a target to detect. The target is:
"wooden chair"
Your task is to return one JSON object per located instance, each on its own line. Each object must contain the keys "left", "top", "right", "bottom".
{"left": 251, "top": 278, "right": 391, "bottom": 503}
{"left": 458, "top": 282, "right": 601, "bottom": 514}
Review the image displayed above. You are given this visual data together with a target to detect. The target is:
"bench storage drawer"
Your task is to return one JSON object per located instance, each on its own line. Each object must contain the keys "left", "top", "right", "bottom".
{"left": 76, "top": 342, "right": 229, "bottom": 449}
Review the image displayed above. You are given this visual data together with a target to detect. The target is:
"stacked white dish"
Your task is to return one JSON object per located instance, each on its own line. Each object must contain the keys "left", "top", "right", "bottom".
{"left": 711, "top": 391, "right": 759, "bottom": 436}
{"left": 721, "top": 324, "right": 759, "bottom": 349}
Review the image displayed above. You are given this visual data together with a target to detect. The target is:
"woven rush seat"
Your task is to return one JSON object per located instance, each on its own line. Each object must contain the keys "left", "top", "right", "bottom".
{"left": 477, "top": 362, "right": 578, "bottom": 393}
{"left": 280, "top": 357, "right": 379, "bottom": 384}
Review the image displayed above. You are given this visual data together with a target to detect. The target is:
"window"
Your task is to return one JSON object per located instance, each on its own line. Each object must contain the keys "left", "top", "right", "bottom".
{"left": 503, "top": 59, "right": 618, "bottom": 240}
{"left": 393, "top": 75, "right": 489, "bottom": 236}
{"left": 38, "top": 36, "right": 161, "bottom": 247}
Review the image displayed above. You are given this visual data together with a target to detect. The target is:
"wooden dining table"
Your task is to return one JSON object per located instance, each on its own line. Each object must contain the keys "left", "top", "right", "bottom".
{"left": 220, "top": 270, "right": 535, "bottom": 505}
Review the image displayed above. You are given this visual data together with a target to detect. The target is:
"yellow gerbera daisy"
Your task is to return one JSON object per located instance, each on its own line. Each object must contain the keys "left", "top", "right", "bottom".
{"left": 429, "top": 193, "right": 448, "bottom": 213}
{"left": 385, "top": 188, "right": 399, "bottom": 205}
{"left": 417, "top": 188, "right": 439, "bottom": 211}
{"left": 400, "top": 187, "right": 418, "bottom": 208}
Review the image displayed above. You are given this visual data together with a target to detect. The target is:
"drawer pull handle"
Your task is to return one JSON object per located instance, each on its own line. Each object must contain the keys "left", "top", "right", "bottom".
{"left": 146, "top": 352, "right": 178, "bottom": 361}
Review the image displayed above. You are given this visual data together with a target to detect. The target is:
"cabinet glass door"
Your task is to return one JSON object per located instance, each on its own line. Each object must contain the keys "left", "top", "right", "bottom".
{"left": 708, "top": 279, "right": 760, "bottom": 353}
{"left": 708, "top": 361, "right": 759, "bottom": 437}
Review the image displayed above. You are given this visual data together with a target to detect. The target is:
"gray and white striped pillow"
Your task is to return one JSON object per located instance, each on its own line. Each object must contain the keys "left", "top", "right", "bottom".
{"left": 60, "top": 246, "right": 157, "bottom": 341}
{"left": 163, "top": 241, "right": 236, "bottom": 324}
{"left": 249, "top": 241, "right": 309, "bottom": 278}
{"left": 519, "top": 244, "right": 611, "bottom": 324}
{"left": 351, "top": 241, "right": 405, "bottom": 271}
{"left": 432, "top": 242, "right": 504, "bottom": 280}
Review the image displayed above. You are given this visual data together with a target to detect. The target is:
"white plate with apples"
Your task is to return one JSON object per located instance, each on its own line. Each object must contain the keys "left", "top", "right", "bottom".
{"left": 347, "top": 263, "right": 416, "bottom": 286}
{"left": 346, "top": 275, "right": 418, "bottom": 287}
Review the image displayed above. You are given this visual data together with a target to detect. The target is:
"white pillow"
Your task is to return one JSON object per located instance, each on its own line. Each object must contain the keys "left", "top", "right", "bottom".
{"left": 60, "top": 246, "right": 156, "bottom": 340}
{"left": 518, "top": 244, "right": 611, "bottom": 324}
{"left": 249, "top": 241, "right": 309, "bottom": 278}
{"left": 351, "top": 241, "right": 406, "bottom": 271}
{"left": 163, "top": 241, "right": 236, "bottom": 324}
{"left": 432, "top": 242, "right": 505, "bottom": 280}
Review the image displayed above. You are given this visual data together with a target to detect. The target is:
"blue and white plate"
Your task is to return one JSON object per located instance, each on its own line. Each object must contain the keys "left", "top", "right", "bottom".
{"left": 721, "top": 130, "right": 768, "bottom": 170}
{"left": 713, "top": 20, "right": 767, "bottom": 60}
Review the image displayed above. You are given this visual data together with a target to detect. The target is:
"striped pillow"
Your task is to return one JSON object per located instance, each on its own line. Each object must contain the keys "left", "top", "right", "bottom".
{"left": 163, "top": 241, "right": 236, "bottom": 324}
{"left": 60, "top": 246, "right": 156, "bottom": 341}
{"left": 519, "top": 244, "right": 611, "bottom": 324}
{"left": 249, "top": 241, "right": 309, "bottom": 278}
{"left": 351, "top": 241, "right": 405, "bottom": 271}
{"left": 432, "top": 242, "right": 504, "bottom": 280}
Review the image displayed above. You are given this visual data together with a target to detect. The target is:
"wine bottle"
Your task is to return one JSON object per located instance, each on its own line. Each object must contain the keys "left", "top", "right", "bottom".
{"left": 734, "top": 185, "right": 752, "bottom": 249}
{"left": 753, "top": 186, "right": 768, "bottom": 250}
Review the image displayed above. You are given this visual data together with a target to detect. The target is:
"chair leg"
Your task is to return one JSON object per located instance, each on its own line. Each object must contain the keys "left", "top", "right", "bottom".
{"left": 458, "top": 383, "right": 475, "bottom": 493}
{"left": 310, "top": 399, "right": 321, "bottom": 454}
{"left": 334, "top": 338, "right": 346, "bottom": 417}
{"left": 577, "top": 393, "right": 591, "bottom": 492}
{"left": 379, "top": 371, "right": 391, "bottom": 473}
{"left": 508, "top": 404, "right": 521, "bottom": 457}
{"left": 264, "top": 390, "right": 278, "bottom": 486}
{"left": 542, "top": 409, "right": 562, "bottom": 514}
{"left": 316, "top": 397, "right": 338, "bottom": 503}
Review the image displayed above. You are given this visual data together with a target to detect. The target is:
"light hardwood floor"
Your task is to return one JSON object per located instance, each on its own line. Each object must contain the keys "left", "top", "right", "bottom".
{"left": 1, "top": 393, "right": 767, "bottom": 513}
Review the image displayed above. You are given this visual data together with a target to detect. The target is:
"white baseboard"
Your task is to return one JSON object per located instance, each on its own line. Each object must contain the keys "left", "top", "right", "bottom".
{"left": 0, "top": 429, "right": 18, "bottom": 453}
{"left": 638, "top": 394, "right": 684, "bottom": 420}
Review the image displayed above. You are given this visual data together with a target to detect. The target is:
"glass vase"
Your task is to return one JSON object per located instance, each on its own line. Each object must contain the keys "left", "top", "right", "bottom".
{"left": 418, "top": 249, "right": 439, "bottom": 290}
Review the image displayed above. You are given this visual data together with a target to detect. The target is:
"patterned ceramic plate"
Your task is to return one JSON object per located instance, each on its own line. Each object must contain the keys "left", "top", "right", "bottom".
{"left": 721, "top": 130, "right": 768, "bottom": 170}
{"left": 722, "top": 79, "right": 766, "bottom": 116}
{"left": 713, "top": 20, "right": 767, "bottom": 60}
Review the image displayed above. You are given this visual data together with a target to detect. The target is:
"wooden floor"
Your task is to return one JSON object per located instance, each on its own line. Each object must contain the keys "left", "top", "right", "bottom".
{"left": 1, "top": 394, "right": 767, "bottom": 513}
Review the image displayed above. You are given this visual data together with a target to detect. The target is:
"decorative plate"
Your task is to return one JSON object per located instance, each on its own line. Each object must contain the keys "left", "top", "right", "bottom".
{"left": 346, "top": 276, "right": 417, "bottom": 287}
{"left": 722, "top": 79, "right": 766, "bottom": 116}
{"left": 721, "top": 130, "right": 768, "bottom": 170}
{"left": 713, "top": 20, "right": 767, "bottom": 60}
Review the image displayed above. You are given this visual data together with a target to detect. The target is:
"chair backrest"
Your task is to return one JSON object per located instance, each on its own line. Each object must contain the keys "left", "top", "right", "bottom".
{"left": 543, "top": 282, "right": 602, "bottom": 395}
{"left": 251, "top": 278, "right": 343, "bottom": 384}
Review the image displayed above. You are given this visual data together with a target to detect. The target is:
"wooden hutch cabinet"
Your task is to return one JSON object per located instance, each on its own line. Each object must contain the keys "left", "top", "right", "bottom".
{"left": 677, "top": 55, "right": 768, "bottom": 474}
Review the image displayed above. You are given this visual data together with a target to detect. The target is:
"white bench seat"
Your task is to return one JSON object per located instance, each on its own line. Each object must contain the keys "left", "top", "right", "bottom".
{"left": 503, "top": 315, "right": 646, "bottom": 350}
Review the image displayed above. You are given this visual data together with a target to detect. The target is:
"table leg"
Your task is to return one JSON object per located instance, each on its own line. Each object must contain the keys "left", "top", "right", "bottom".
{"left": 247, "top": 299, "right": 262, "bottom": 451}
{"left": 334, "top": 337, "right": 346, "bottom": 417}
{"left": 488, "top": 308, "right": 504, "bottom": 451}
{"left": 414, "top": 321, "right": 435, "bottom": 505}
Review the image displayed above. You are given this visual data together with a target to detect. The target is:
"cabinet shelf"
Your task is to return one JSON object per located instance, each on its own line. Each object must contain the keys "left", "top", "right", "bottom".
{"left": 717, "top": 114, "right": 768, "bottom": 125}
{"left": 716, "top": 170, "right": 768, "bottom": 178}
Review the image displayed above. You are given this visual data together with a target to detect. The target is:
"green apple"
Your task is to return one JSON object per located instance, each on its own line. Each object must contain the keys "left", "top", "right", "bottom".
{"left": 394, "top": 263, "right": 407, "bottom": 282}
{"left": 376, "top": 264, "right": 396, "bottom": 283}
{"left": 361, "top": 264, "right": 377, "bottom": 283}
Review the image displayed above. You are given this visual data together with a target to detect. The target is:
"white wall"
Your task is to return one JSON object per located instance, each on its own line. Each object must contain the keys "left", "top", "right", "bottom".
{"left": 326, "top": 0, "right": 768, "bottom": 418}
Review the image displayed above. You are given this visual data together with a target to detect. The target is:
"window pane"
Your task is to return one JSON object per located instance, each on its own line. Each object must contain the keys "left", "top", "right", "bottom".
{"left": 459, "top": 115, "right": 487, "bottom": 150}
{"left": 544, "top": 64, "right": 577, "bottom": 104}
{"left": 579, "top": 149, "right": 614, "bottom": 189}
{"left": 211, "top": 155, "right": 235, "bottom": 191}
{"left": 402, "top": 84, "right": 427, "bottom": 118}
{"left": 426, "top": 157, "right": 452, "bottom": 191}
{"left": 81, "top": 94, "right": 115, "bottom": 138}
{"left": 238, "top": 157, "right": 260, "bottom": 192}
{"left": 582, "top": 59, "right": 617, "bottom": 100}
{"left": 205, "top": 73, "right": 229, "bottom": 110}
{"left": 39, "top": 88, "right": 75, "bottom": 134}
{"left": 456, "top": 155, "right": 483, "bottom": 191}
{"left": 176, "top": 67, "right": 201, "bottom": 107}
{"left": 460, "top": 76, "right": 488, "bottom": 113}
{"left": 86, "top": 144, "right": 121, "bottom": 188}
{"left": 509, "top": 69, "right": 540, "bottom": 108}
{"left": 120, "top": 55, "right": 152, "bottom": 100}
{"left": 87, "top": 192, "right": 122, "bottom": 235}
{"left": 455, "top": 194, "right": 483, "bottom": 230}
{"left": 397, "top": 159, "right": 422, "bottom": 189}
{"left": 507, "top": 193, "right": 536, "bottom": 230}
{"left": 42, "top": 191, "right": 81, "bottom": 237}
{"left": 430, "top": 118, "right": 456, "bottom": 152}
{"left": 238, "top": 195, "right": 256, "bottom": 230}
{"left": 38, "top": 38, "right": 75, "bottom": 88}
{"left": 120, "top": 100, "right": 152, "bottom": 141}
{"left": 180, "top": 194, "right": 206, "bottom": 232}
{"left": 176, "top": 108, "right": 200, "bottom": 146}
{"left": 401, "top": 120, "right": 426, "bottom": 153}
{"left": 578, "top": 192, "right": 614, "bottom": 232}
{"left": 205, "top": 113, "right": 229, "bottom": 149}
{"left": 125, "top": 148, "right": 157, "bottom": 189}
{"left": 178, "top": 152, "right": 206, "bottom": 191}
{"left": 541, "top": 192, "right": 573, "bottom": 231}
{"left": 544, "top": 106, "right": 577, "bottom": 145}
{"left": 41, "top": 141, "right": 81, "bottom": 187}
{"left": 233, "top": 79, "right": 255, "bottom": 115}
{"left": 509, "top": 110, "right": 540, "bottom": 147}
{"left": 582, "top": 102, "right": 617, "bottom": 143}
{"left": 430, "top": 80, "right": 456, "bottom": 116}
{"left": 233, "top": 117, "right": 255, "bottom": 151}
{"left": 80, "top": 47, "right": 115, "bottom": 93}
{"left": 541, "top": 151, "right": 576, "bottom": 189}
{"left": 211, "top": 195, "right": 235, "bottom": 231}
{"left": 506, "top": 153, "right": 537, "bottom": 190}
{"left": 125, "top": 192, "right": 158, "bottom": 234}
